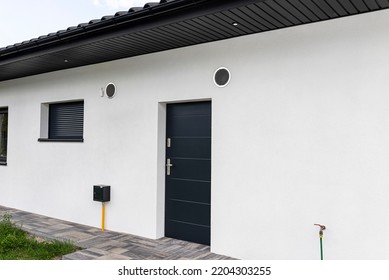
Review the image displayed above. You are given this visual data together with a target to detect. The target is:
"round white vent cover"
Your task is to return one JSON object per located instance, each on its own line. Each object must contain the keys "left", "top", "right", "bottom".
{"left": 213, "top": 67, "right": 231, "bottom": 87}
{"left": 106, "top": 83, "right": 116, "bottom": 98}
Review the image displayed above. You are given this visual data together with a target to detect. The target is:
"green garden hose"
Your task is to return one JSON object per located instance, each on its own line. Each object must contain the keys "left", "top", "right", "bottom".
{"left": 319, "top": 230, "right": 323, "bottom": 260}
{"left": 314, "top": 224, "right": 326, "bottom": 260}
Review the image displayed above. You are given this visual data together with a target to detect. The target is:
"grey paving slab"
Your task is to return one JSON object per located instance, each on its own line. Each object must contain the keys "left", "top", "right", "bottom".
{"left": 95, "top": 253, "right": 132, "bottom": 260}
{"left": 0, "top": 205, "right": 235, "bottom": 260}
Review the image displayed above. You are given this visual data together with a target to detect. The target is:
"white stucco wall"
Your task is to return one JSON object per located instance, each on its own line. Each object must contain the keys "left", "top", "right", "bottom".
{"left": 1, "top": 9, "right": 389, "bottom": 259}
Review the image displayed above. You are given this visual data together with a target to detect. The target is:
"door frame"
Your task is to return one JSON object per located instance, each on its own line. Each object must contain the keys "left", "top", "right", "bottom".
{"left": 156, "top": 99, "right": 212, "bottom": 240}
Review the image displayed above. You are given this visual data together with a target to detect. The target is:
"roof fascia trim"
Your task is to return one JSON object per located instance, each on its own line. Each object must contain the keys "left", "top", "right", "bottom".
{"left": 0, "top": 0, "right": 263, "bottom": 65}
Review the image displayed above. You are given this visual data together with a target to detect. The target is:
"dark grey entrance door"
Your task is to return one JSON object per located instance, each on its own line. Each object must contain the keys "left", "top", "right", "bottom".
{"left": 165, "top": 101, "right": 211, "bottom": 245}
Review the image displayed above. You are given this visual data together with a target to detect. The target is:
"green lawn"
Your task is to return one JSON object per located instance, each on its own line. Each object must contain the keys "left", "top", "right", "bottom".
{"left": 0, "top": 213, "right": 78, "bottom": 260}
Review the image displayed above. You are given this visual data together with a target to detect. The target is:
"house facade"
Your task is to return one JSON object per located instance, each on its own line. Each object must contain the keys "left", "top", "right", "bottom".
{"left": 1, "top": 0, "right": 389, "bottom": 259}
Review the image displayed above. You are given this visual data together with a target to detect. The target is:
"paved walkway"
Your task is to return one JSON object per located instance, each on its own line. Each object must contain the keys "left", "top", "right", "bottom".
{"left": 0, "top": 205, "right": 234, "bottom": 260}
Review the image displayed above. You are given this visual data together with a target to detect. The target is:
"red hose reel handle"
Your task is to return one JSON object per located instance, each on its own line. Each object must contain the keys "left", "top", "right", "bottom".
{"left": 314, "top": 224, "right": 326, "bottom": 238}
{"left": 314, "top": 224, "right": 326, "bottom": 231}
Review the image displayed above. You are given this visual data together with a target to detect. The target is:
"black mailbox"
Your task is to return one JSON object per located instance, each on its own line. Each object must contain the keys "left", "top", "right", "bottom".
{"left": 93, "top": 185, "right": 110, "bottom": 202}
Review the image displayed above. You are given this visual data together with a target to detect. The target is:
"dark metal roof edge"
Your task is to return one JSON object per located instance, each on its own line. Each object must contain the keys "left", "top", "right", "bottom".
{"left": 0, "top": 0, "right": 262, "bottom": 63}
{"left": 1, "top": 0, "right": 388, "bottom": 82}
{"left": 0, "top": 0, "right": 205, "bottom": 56}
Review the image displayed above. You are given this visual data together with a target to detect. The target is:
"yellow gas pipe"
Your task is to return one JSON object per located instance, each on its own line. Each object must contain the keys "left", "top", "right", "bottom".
{"left": 102, "top": 202, "right": 105, "bottom": 231}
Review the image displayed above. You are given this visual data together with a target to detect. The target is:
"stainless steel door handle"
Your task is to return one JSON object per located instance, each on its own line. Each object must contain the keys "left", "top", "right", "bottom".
{"left": 166, "top": 158, "right": 173, "bottom": 175}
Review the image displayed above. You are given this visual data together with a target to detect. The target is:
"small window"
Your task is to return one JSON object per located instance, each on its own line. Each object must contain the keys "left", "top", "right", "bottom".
{"left": 0, "top": 108, "right": 8, "bottom": 165}
{"left": 39, "top": 101, "right": 84, "bottom": 142}
{"left": 106, "top": 83, "right": 116, "bottom": 98}
{"left": 214, "top": 67, "right": 231, "bottom": 87}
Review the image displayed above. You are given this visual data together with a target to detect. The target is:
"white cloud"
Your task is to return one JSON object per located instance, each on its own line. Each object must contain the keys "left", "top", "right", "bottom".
{"left": 92, "top": 0, "right": 103, "bottom": 7}
{"left": 92, "top": 0, "right": 149, "bottom": 10}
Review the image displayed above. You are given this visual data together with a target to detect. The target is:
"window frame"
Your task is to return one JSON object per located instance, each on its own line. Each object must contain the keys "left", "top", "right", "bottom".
{"left": 0, "top": 107, "right": 8, "bottom": 165}
{"left": 38, "top": 100, "right": 84, "bottom": 143}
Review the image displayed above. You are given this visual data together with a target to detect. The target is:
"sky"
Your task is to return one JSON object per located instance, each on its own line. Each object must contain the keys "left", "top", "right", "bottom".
{"left": 0, "top": 0, "right": 150, "bottom": 48}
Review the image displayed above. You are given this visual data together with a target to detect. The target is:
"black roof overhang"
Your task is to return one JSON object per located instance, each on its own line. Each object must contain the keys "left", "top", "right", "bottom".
{"left": 1, "top": 0, "right": 388, "bottom": 82}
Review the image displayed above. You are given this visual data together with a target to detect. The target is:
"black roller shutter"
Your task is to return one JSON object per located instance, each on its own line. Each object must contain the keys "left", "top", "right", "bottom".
{"left": 49, "top": 101, "right": 84, "bottom": 140}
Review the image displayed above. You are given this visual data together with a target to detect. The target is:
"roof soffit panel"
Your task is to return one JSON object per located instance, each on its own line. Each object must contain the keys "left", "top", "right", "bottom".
{"left": 1, "top": 0, "right": 389, "bottom": 82}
